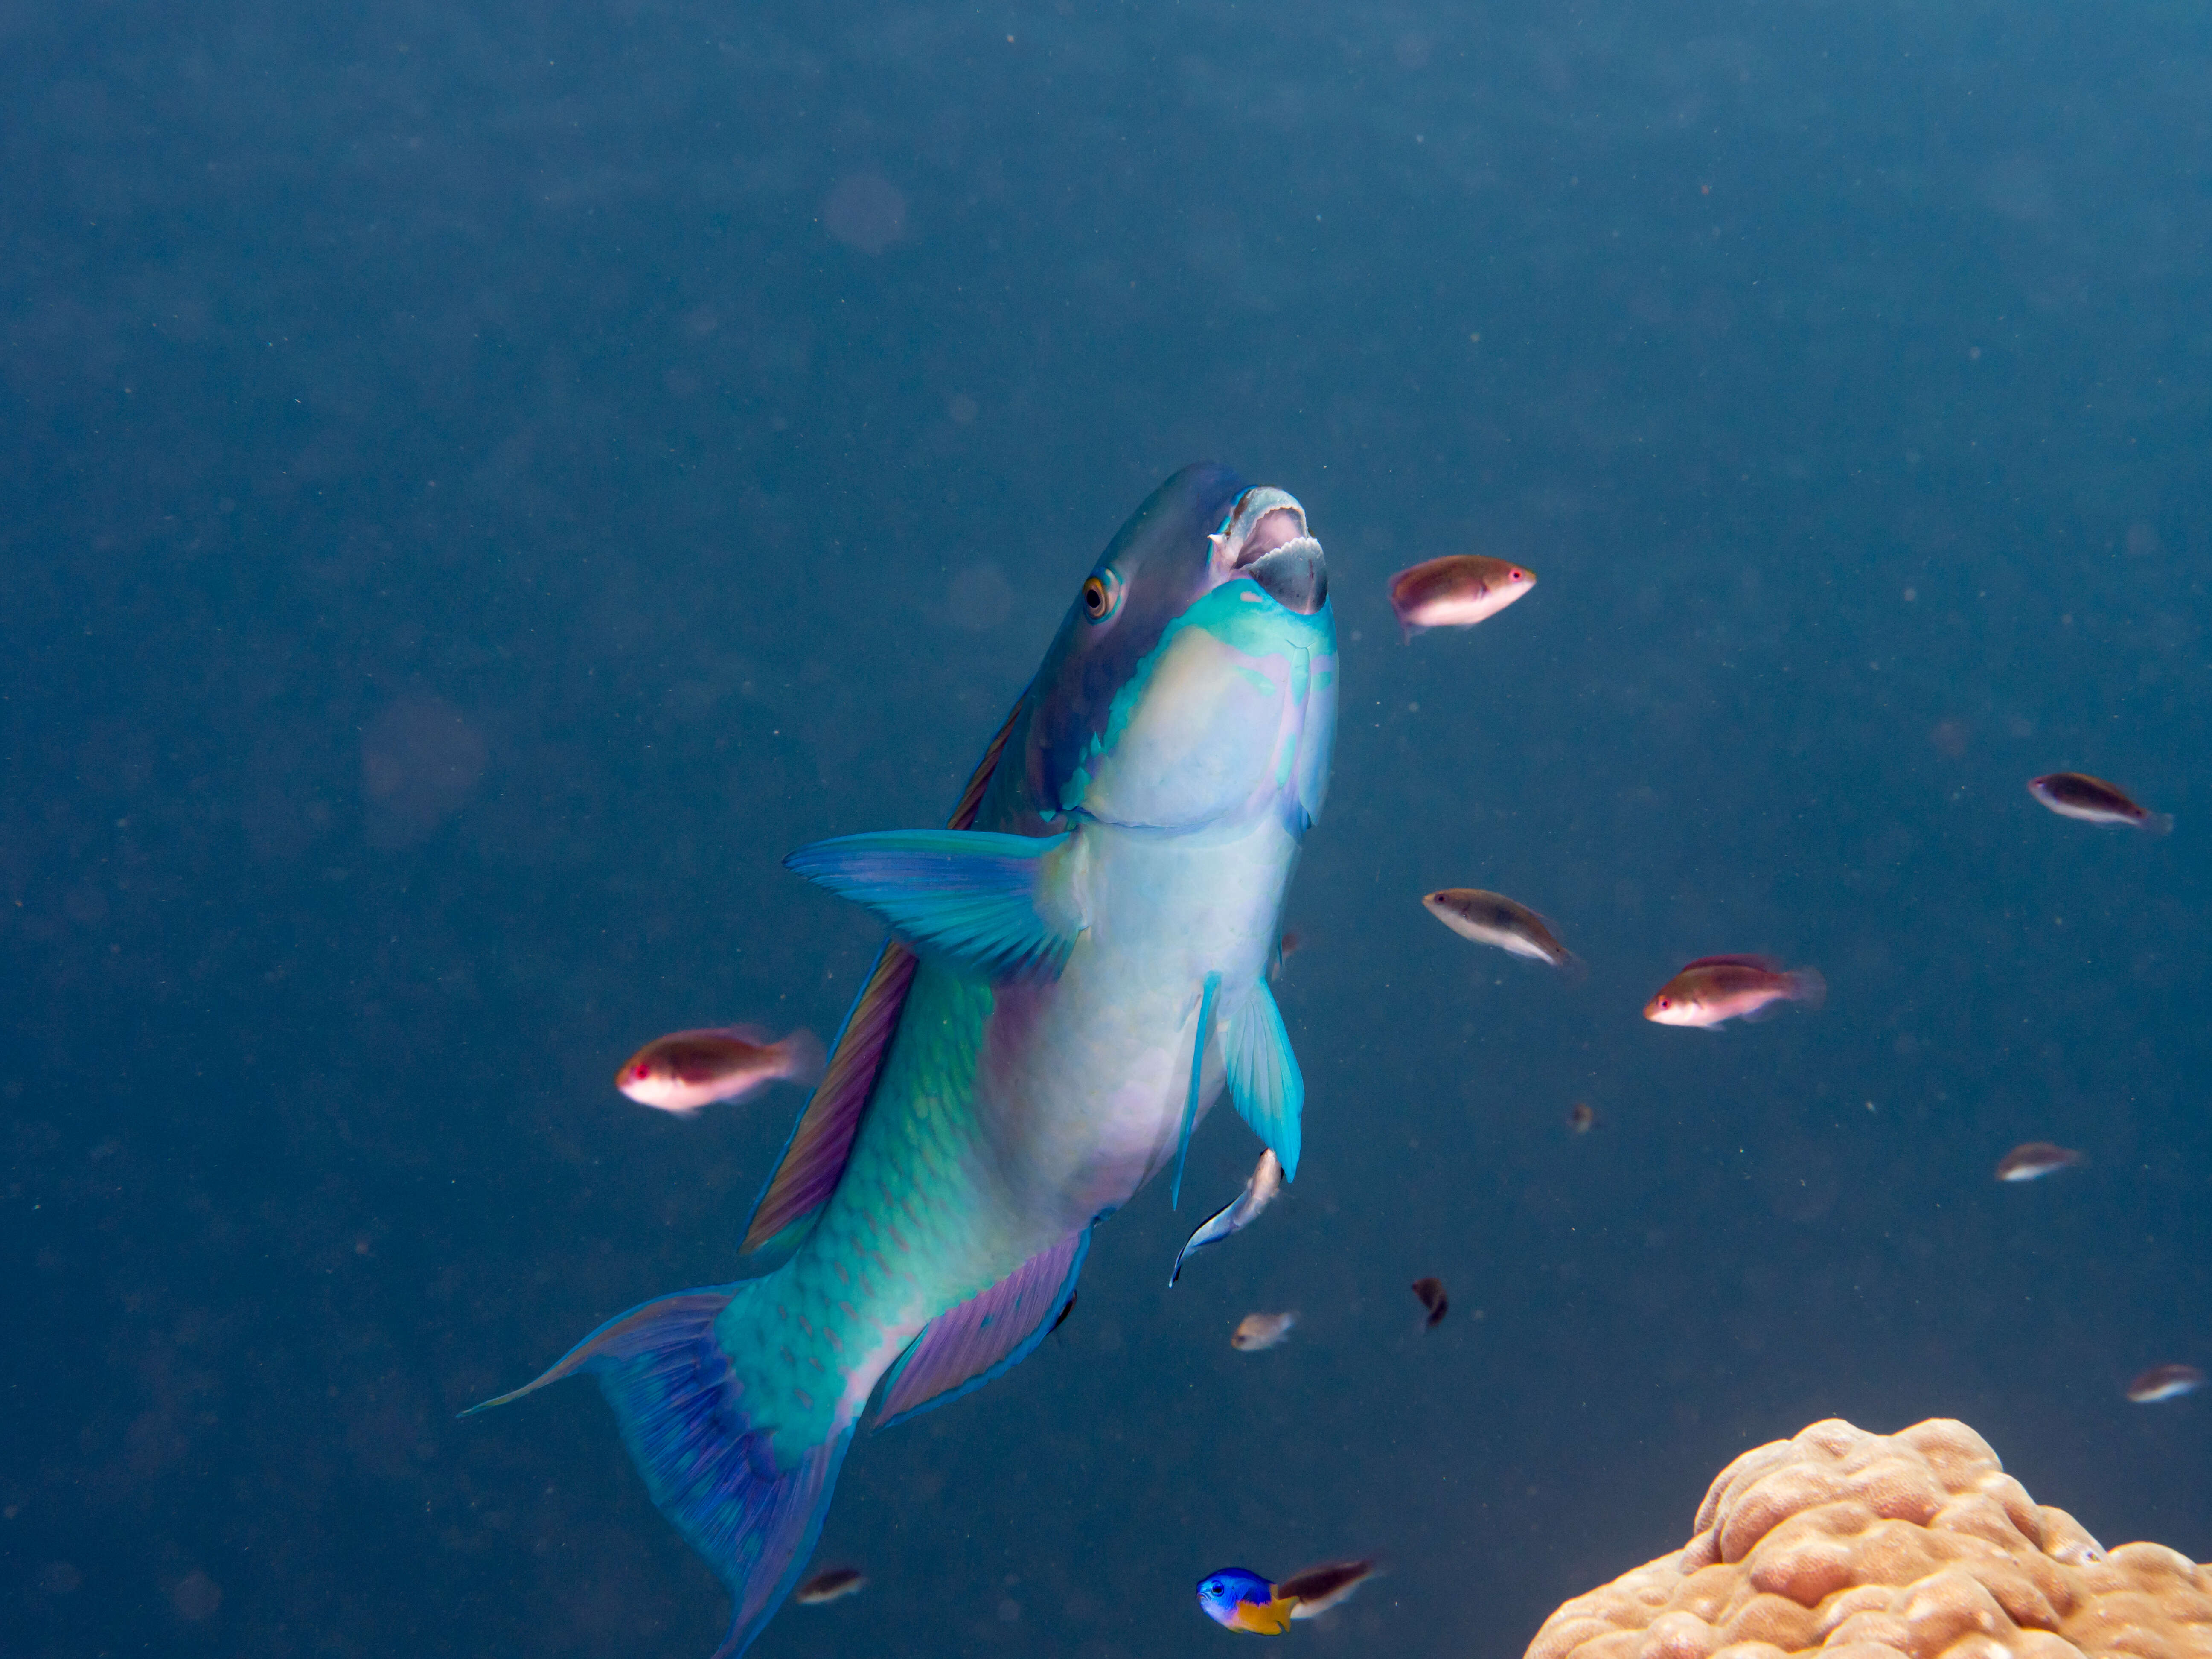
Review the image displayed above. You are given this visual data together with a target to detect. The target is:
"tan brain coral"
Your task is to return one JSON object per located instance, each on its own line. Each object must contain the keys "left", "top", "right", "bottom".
{"left": 1526, "top": 1418, "right": 2212, "bottom": 1659}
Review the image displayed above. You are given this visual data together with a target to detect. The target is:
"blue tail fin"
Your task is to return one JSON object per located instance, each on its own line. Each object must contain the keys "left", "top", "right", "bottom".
{"left": 465, "top": 1282, "right": 850, "bottom": 1659}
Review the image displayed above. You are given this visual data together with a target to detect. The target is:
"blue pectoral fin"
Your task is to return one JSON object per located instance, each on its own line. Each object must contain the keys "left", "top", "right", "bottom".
{"left": 1225, "top": 981, "right": 1304, "bottom": 1181}
{"left": 464, "top": 1281, "right": 851, "bottom": 1659}
{"left": 783, "top": 829, "right": 1087, "bottom": 981}
{"left": 1170, "top": 972, "right": 1222, "bottom": 1210}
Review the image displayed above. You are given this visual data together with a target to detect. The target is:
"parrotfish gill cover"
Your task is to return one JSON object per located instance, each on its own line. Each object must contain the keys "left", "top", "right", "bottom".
{"left": 468, "top": 463, "right": 1338, "bottom": 1657}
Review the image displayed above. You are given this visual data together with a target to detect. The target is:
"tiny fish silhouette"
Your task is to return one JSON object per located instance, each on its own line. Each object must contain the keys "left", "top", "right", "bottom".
{"left": 1231, "top": 1311, "right": 1298, "bottom": 1352}
{"left": 1388, "top": 554, "right": 1536, "bottom": 637}
{"left": 2027, "top": 773, "right": 2171, "bottom": 834}
{"left": 615, "top": 1026, "right": 826, "bottom": 1114}
{"left": 1568, "top": 1102, "right": 1595, "bottom": 1135}
{"left": 1994, "top": 1142, "right": 2085, "bottom": 1182}
{"left": 1412, "top": 1276, "right": 1448, "bottom": 1329}
{"left": 2126, "top": 1363, "right": 2205, "bottom": 1403}
{"left": 793, "top": 1567, "right": 867, "bottom": 1606}
{"left": 1422, "top": 889, "right": 1578, "bottom": 973}
{"left": 1644, "top": 956, "right": 1824, "bottom": 1029}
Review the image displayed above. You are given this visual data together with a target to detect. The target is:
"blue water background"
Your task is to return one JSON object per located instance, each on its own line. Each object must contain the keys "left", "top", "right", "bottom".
{"left": 6, "top": 3, "right": 2210, "bottom": 1654}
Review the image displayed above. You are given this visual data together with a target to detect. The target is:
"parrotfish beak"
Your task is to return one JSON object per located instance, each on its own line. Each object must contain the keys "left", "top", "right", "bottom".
{"left": 1211, "top": 490, "right": 1328, "bottom": 615}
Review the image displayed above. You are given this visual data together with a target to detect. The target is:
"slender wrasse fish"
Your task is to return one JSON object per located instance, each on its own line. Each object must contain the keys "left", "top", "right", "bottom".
{"left": 468, "top": 464, "right": 1338, "bottom": 1656}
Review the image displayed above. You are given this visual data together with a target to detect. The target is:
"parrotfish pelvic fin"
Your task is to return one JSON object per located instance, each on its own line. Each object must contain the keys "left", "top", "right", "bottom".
{"left": 782, "top": 827, "right": 1090, "bottom": 983}
{"left": 874, "top": 1228, "right": 1089, "bottom": 1429}
{"left": 744, "top": 696, "right": 1027, "bottom": 1255}
{"left": 1224, "top": 980, "right": 1303, "bottom": 1181}
{"left": 463, "top": 1281, "right": 850, "bottom": 1659}
{"left": 1170, "top": 972, "right": 1222, "bottom": 1209}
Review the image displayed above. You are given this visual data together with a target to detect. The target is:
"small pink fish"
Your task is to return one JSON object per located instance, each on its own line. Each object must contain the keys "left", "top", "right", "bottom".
{"left": 615, "top": 1025, "right": 825, "bottom": 1114}
{"left": 1643, "top": 955, "right": 1825, "bottom": 1029}
{"left": 1994, "top": 1141, "right": 2085, "bottom": 1182}
{"left": 1387, "top": 555, "right": 1536, "bottom": 637}
{"left": 2027, "top": 773, "right": 2171, "bottom": 834}
{"left": 2126, "top": 1363, "right": 2206, "bottom": 1403}
{"left": 1231, "top": 1311, "right": 1298, "bottom": 1352}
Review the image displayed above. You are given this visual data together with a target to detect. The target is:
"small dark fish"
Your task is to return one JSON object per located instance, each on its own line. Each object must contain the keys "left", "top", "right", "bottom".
{"left": 1568, "top": 1102, "right": 1595, "bottom": 1135}
{"left": 1275, "top": 1559, "right": 1380, "bottom": 1619}
{"left": 1270, "top": 931, "right": 1303, "bottom": 981}
{"left": 2027, "top": 773, "right": 2171, "bottom": 834}
{"left": 794, "top": 1566, "right": 867, "bottom": 1605}
{"left": 616, "top": 1025, "right": 826, "bottom": 1114}
{"left": 1231, "top": 1311, "right": 1298, "bottom": 1352}
{"left": 1644, "top": 956, "right": 1824, "bottom": 1029}
{"left": 1994, "top": 1141, "right": 2085, "bottom": 1182}
{"left": 1050, "top": 1291, "right": 1077, "bottom": 1335}
{"left": 1411, "top": 1277, "right": 1448, "bottom": 1330}
{"left": 1388, "top": 554, "right": 1536, "bottom": 637}
{"left": 2126, "top": 1363, "right": 2206, "bottom": 1404}
{"left": 1422, "top": 889, "right": 1578, "bottom": 973}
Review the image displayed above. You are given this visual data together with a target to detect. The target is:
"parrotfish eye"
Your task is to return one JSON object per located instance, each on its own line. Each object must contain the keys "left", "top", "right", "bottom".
{"left": 1080, "top": 570, "right": 1120, "bottom": 623}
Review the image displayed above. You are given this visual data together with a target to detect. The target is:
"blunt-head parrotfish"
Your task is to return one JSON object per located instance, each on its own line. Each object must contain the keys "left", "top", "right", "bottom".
{"left": 1387, "top": 554, "right": 1535, "bottom": 637}
{"left": 1169, "top": 1148, "right": 1284, "bottom": 1286}
{"left": 1421, "top": 888, "right": 1578, "bottom": 973}
{"left": 2027, "top": 772, "right": 2171, "bottom": 834}
{"left": 615, "top": 1026, "right": 826, "bottom": 1114}
{"left": 469, "top": 466, "right": 1337, "bottom": 1656}
{"left": 1196, "top": 1560, "right": 1378, "bottom": 1633}
{"left": 1643, "top": 955, "right": 1825, "bottom": 1028}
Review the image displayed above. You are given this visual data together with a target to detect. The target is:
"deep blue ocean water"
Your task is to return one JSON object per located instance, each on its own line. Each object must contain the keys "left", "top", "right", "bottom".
{"left": 6, "top": 3, "right": 2210, "bottom": 1654}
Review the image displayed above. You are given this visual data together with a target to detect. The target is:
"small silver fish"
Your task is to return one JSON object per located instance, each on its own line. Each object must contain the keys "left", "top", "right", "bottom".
{"left": 1169, "top": 1150, "right": 1284, "bottom": 1286}
{"left": 1230, "top": 1311, "right": 1298, "bottom": 1352}
{"left": 2126, "top": 1363, "right": 2206, "bottom": 1403}
{"left": 1388, "top": 554, "right": 1536, "bottom": 636}
{"left": 2027, "top": 773, "right": 2171, "bottom": 834}
{"left": 615, "top": 1025, "right": 826, "bottom": 1114}
{"left": 793, "top": 1567, "right": 867, "bottom": 1605}
{"left": 1422, "top": 889, "right": 1578, "bottom": 973}
{"left": 1994, "top": 1141, "right": 2085, "bottom": 1182}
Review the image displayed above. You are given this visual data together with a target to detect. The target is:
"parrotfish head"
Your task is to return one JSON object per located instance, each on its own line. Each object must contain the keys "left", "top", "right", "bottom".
{"left": 1017, "top": 463, "right": 1337, "bottom": 837}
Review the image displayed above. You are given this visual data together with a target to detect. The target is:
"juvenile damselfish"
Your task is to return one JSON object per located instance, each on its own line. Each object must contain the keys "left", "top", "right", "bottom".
{"left": 469, "top": 466, "right": 1338, "bottom": 1656}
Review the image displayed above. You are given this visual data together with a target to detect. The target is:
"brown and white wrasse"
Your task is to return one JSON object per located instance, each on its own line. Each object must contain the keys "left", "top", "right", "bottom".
{"left": 1387, "top": 554, "right": 1535, "bottom": 637}
{"left": 1278, "top": 1560, "right": 1380, "bottom": 1619}
{"left": 1994, "top": 1141, "right": 2085, "bottom": 1182}
{"left": 2027, "top": 773, "right": 2172, "bottom": 834}
{"left": 1231, "top": 1311, "right": 1298, "bottom": 1352}
{"left": 1643, "top": 955, "right": 1825, "bottom": 1029}
{"left": 793, "top": 1567, "right": 867, "bottom": 1606}
{"left": 1422, "top": 888, "right": 1578, "bottom": 973}
{"left": 614, "top": 1025, "right": 826, "bottom": 1114}
{"left": 2125, "top": 1363, "right": 2206, "bottom": 1404}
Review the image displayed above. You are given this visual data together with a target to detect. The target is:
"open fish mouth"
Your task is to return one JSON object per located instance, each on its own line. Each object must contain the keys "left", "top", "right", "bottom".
{"left": 1218, "top": 490, "right": 1328, "bottom": 615}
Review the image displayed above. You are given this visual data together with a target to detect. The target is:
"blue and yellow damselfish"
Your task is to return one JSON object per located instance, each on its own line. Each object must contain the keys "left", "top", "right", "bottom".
{"left": 469, "top": 464, "right": 1338, "bottom": 1655}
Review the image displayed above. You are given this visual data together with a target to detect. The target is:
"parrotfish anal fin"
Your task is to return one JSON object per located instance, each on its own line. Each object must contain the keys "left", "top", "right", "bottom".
{"left": 745, "top": 697, "right": 1025, "bottom": 1255}
{"left": 875, "top": 1229, "right": 1089, "bottom": 1429}
{"left": 1170, "top": 972, "right": 1222, "bottom": 1210}
{"left": 783, "top": 828, "right": 1087, "bottom": 983}
{"left": 1224, "top": 981, "right": 1303, "bottom": 1182}
{"left": 463, "top": 1283, "right": 851, "bottom": 1659}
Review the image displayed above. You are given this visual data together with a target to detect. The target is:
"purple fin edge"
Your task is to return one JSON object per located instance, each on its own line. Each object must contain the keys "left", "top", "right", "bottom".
{"left": 873, "top": 1228, "right": 1089, "bottom": 1429}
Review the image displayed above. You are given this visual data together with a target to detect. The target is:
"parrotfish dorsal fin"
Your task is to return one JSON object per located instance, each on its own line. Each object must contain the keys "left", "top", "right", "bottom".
{"left": 743, "top": 697, "right": 1024, "bottom": 1255}
{"left": 873, "top": 1228, "right": 1089, "bottom": 1428}
{"left": 1224, "top": 981, "right": 1304, "bottom": 1181}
